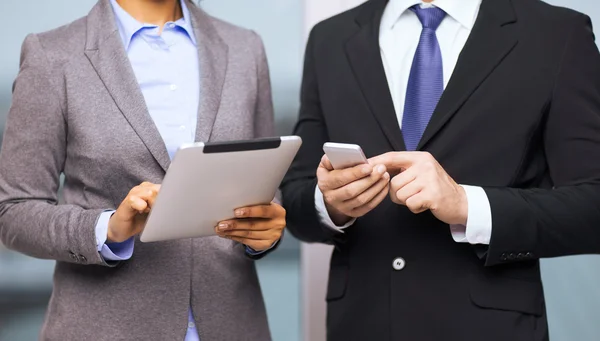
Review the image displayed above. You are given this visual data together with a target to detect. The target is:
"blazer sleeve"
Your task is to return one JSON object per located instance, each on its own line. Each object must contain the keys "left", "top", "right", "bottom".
{"left": 252, "top": 31, "right": 275, "bottom": 139}
{"left": 0, "top": 34, "right": 110, "bottom": 266}
{"left": 280, "top": 27, "right": 347, "bottom": 245}
{"left": 483, "top": 14, "right": 600, "bottom": 266}
{"left": 243, "top": 31, "right": 282, "bottom": 260}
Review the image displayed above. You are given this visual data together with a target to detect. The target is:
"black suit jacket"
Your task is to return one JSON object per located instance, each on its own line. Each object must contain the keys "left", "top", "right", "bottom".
{"left": 281, "top": 0, "right": 600, "bottom": 340}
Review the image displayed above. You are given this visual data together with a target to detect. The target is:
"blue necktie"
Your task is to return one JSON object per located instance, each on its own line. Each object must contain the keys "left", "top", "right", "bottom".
{"left": 402, "top": 5, "right": 446, "bottom": 151}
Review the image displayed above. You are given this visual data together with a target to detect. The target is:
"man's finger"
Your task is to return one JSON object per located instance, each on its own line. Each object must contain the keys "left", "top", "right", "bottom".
{"left": 327, "top": 165, "right": 387, "bottom": 203}
{"left": 351, "top": 182, "right": 390, "bottom": 217}
{"left": 321, "top": 163, "right": 374, "bottom": 191}
{"left": 342, "top": 171, "right": 390, "bottom": 209}
{"left": 393, "top": 178, "right": 423, "bottom": 205}
{"left": 390, "top": 167, "right": 419, "bottom": 195}
{"left": 369, "top": 152, "right": 423, "bottom": 173}
{"left": 404, "top": 192, "right": 430, "bottom": 214}
{"left": 320, "top": 154, "right": 334, "bottom": 171}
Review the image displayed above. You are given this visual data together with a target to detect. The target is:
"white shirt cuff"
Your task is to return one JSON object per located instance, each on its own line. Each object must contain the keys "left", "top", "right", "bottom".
{"left": 449, "top": 185, "right": 492, "bottom": 245}
{"left": 314, "top": 185, "right": 356, "bottom": 231}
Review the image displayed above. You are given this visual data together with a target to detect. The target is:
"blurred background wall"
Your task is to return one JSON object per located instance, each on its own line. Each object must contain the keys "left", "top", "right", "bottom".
{"left": 0, "top": 1, "right": 599, "bottom": 341}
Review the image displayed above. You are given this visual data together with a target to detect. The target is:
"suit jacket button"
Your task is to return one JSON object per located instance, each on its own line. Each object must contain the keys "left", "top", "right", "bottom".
{"left": 508, "top": 253, "right": 516, "bottom": 260}
{"left": 392, "top": 257, "right": 406, "bottom": 271}
{"left": 69, "top": 252, "right": 78, "bottom": 261}
{"left": 500, "top": 253, "right": 508, "bottom": 261}
{"left": 517, "top": 252, "right": 525, "bottom": 259}
{"left": 79, "top": 255, "right": 87, "bottom": 263}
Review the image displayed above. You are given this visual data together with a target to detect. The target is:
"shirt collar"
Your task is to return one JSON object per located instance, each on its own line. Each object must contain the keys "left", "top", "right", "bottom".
{"left": 381, "top": 0, "right": 482, "bottom": 31}
{"left": 110, "top": 0, "right": 197, "bottom": 48}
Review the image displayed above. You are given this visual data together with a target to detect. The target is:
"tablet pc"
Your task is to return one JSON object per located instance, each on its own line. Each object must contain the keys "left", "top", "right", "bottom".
{"left": 140, "top": 136, "right": 302, "bottom": 243}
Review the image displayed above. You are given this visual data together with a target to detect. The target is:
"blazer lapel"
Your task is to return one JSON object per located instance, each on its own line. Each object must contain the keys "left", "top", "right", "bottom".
{"left": 188, "top": 7, "right": 228, "bottom": 143}
{"left": 84, "top": 0, "right": 171, "bottom": 171}
{"left": 345, "top": 0, "right": 406, "bottom": 151}
{"left": 417, "top": 0, "right": 518, "bottom": 150}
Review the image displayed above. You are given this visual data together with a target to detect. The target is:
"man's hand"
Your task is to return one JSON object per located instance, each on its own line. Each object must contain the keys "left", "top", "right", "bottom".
{"left": 369, "top": 152, "right": 468, "bottom": 225}
{"left": 216, "top": 203, "right": 286, "bottom": 252}
{"left": 108, "top": 182, "right": 161, "bottom": 243}
{"left": 317, "top": 155, "right": 390, "bottom": 226}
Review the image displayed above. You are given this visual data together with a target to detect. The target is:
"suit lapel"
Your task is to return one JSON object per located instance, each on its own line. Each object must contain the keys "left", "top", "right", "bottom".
{"left": 84, "top": 0, "right": 171, "bottom": 171}
{"left": 417, "top": 0, "right": 518, "bottom": 150}
{"left": 345, "top": 0, "right": 406, "bottom": 151}
{"left": 188, "top": 7, "right": 228, "bottom": 143}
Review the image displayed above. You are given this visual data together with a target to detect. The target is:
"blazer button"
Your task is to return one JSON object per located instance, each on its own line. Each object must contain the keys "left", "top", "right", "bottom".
{"left": 500, "top": 253, "right": 508, "bottom": 261}
{"left": 508, "top": 253, "right": 516, "bottom": 260}
{"left": 69, "top": 252, "right": 78, "bottom": 261}
{"left": 392, "top": 257, "right": 406, "bottom": 271}
{"left": 517, "top": 252, "right": 525, "bottom": 259}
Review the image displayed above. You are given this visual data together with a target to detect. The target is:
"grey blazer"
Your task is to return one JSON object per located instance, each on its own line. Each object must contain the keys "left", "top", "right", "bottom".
{"left": 0, "top": 0, "right": 275, "bottom": 340}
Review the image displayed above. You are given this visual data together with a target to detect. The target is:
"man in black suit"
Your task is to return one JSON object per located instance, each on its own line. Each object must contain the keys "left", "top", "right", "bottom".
{"left": 281, "top": 0, "right": 600, "bottom": 340}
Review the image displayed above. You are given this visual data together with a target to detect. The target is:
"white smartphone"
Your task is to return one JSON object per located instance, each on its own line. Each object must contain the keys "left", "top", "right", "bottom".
{"left": 323, "top": 142, "right": 368, "bottom": 170}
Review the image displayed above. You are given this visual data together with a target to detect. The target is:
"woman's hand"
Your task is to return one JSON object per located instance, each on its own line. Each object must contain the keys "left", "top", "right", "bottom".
{"left": 215, "top": 203, "right": 286, "bottom": 251}
{"left": 108, "top": 182, "right": 161, "bottom": 243}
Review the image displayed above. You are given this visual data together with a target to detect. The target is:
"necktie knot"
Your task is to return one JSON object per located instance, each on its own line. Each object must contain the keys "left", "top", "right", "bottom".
{"left": 410, "top": 5, "right": 446, "bottom": 30}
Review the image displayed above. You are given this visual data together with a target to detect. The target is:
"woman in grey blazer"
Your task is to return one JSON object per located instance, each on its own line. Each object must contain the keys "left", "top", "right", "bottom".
{"left": 0, "top": 0, "right": 283, "bottom": 340}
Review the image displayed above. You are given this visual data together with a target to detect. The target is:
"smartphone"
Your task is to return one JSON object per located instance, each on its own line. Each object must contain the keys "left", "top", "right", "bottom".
{"left": 323, "top": 142, "right": 368, "bottom": 170}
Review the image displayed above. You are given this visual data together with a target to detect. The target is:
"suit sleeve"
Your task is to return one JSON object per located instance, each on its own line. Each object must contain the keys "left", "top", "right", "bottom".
{"left": 252, "top": 31, "right": 275, "bottom": 139}
{"left": 280, "top": 27, "right": 347, "bottom": 245}
{"left": 483, "top": 15, "right": 600, "bottom": 266}
{"left": 0, "top": 34, "right": 111, "bottom": 266}
{"left": 243, "top": 31, "right": 281, "bottom": 260}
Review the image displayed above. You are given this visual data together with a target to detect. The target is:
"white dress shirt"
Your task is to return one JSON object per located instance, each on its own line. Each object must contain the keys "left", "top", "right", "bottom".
{"left": 314, "top": 0, "right": 493, "bottom": 245}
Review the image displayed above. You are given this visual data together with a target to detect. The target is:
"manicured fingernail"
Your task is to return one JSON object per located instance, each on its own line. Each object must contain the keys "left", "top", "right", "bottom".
{"left": 377, "top": 165, "right": 385, "bottom": 174}
{"left": 235, "top": 209, "right": 245, "bottom": 217}
{"left": 362, "top": 166, "right": 371, "bottom": 174}
{"left": 217, "top": 223, "right": 229, "bottom": 232}
{"left": 383, "top": 172, "right": 390, "bottom": 180}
